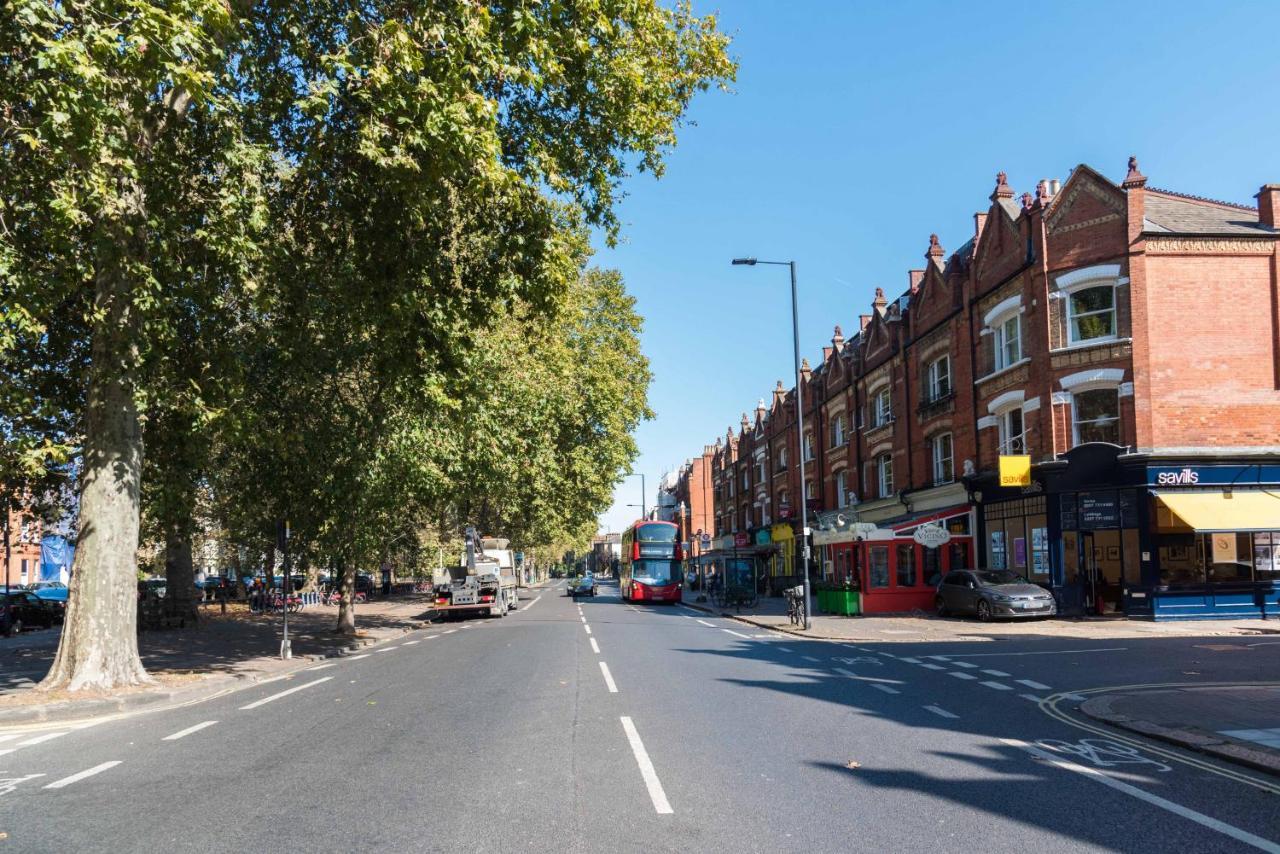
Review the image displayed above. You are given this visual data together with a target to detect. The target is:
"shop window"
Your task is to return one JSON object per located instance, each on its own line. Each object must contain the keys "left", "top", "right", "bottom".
{"left": 877, "top": 453, "right": 894, "bottom": 498}
{"left": 922, "top": 547, "right": 942, "bottom": 586}
{"left": 1067, "top": 285, "right": 1117, "bottom": 344}
{"left": 994, "top": 314, "right": 1022, "bottom": 370}
{"left": 869, "top": 546, "right": 889, "bottom": 588}
{"left": 1072, "top": 388, "right": 1120, "bottom": 446}
{"left": 1253, "top": 532, "right": 1280, "bottom": 581}
{"left": 931, "top": 433, "right": 953, "bottom": 485}
{"left": 925, "top": 355, "right": 951, "bottom": 402}
{"left": 998, "top": 407, "right": 1025, "bottom": 455}
{"left": 896, "top": 544, "right": 916, "bottom": 587}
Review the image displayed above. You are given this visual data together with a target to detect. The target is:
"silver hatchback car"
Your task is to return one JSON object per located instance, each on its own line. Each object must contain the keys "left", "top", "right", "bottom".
{"left": 935, "top": 569, "right": 1056, "bottom": 621}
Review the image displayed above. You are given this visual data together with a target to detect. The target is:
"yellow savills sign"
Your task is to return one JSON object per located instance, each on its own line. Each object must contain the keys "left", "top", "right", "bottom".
{"left": 999, "top": 455, "right": 1032, "bottom": 487}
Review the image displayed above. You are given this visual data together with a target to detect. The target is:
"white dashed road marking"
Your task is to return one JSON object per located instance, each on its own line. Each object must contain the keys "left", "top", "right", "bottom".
{"left": 953, "top": 662, "right": 979, "bottom": 669}
{"left": 900, "top": 657, "right": 922, "bottom": 664}
{"left": 919, "top": 663, "right": 946, "bottom": 671}
{"left": 599, "top": 661, "right": 619, "bottom": 693}
{"left": 980, "top": 681, "right": 1013, "bottom": 691}
{"left": 585, "top": 625, "right": 592, "bottom": 635}
{"left": 981, "top": 669, "right": 1011, "bottom": 677}
{"left": 44, "top": 761, "right": 122, "bottom": 790}
{"left": 620, "top": 717, "right": 673, "bottom": 815}
{"left": 402, "top": 640, "right": 419, "bottom": 646}
{"left": 949, "top": 672, "right": 977, "bottom": 681}
{"left": 590, "top": 638, "right": 600, "bottom": 654}
{"left": 17, "top": 731, "right": 68, "bottom": 747}
{"left": 239, "top": 677, "right": 333, "bottom": 711}
{"left": 1020, "top": 693, "right": 1044, "bottom": 703}
{"left": 802, "top": 656, "right": 820, "bottom": 663}
{"left": 925, "top": 705, "right": 959, "bottom": 719}
{"left": 779, "top": 647, "right": 795, "bottom": 653}
{"left": 1017, "top": 679, "right": 1052, "bottom": 690}
{"left": 345, "top": 654, "right": 370, "bottom": 661}
{"left": 722, "top": 629, "right": 751, "bottom": 639}
{"left": 163, "top": 721, "right": 218, "bottom": 741}
{"left": 696, "top": 619, "right": 715, "bottom": 627}
{"left": 871, "top": 684, "right": 900, "bottom": 695}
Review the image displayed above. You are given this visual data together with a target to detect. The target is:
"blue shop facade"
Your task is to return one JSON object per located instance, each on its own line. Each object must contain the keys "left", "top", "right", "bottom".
{"left": 969, "top": 444, "right": 1280, "bottom": 620}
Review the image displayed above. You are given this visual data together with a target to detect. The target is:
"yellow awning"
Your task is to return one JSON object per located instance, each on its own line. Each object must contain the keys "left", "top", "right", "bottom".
{"left": 1155, "top": 490, "right": 1280, "bottom": 533}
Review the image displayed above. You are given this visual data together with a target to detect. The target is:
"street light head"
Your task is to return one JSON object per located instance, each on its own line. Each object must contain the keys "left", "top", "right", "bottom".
{"left": 731, "top": 257, "right": 757, "bottom": 266}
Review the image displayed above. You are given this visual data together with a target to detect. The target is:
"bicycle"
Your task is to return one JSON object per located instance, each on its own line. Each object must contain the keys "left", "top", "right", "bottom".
{"left": 784, "top": 585, "right": 804, "bottom": 626}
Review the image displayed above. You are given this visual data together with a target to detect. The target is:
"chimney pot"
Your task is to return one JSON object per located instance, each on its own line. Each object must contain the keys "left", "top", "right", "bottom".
{"left": 1256, "top": 184, "right": 1280, "bottom": 228}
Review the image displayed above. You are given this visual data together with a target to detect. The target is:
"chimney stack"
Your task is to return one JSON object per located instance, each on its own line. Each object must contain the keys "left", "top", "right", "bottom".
{"left": 1257, "top": 184, "right": 1280, "bottom": 228}
{"left": 908, "top": 270, "right": 924, "bottom": 293}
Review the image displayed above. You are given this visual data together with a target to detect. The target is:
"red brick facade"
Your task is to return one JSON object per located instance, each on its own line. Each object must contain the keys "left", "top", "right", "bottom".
{"left": 699, "top": 158, "right": 1280, "bottom": 606}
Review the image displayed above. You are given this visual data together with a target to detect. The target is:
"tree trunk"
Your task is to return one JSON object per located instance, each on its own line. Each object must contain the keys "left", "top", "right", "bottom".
{"left": 40, "top": 207, "right": 151, "bottom": 691}
{"left": 263, "top": 544, "right": 275, "bottom": 591}
{"left": 301, "top": 552, "right": 319, "bottom": 593}
{"left": 336, "top": 555, "right": 356, "bottom": 635}
{"left": 163, "top": 522, "right": 198, "bottom": 625}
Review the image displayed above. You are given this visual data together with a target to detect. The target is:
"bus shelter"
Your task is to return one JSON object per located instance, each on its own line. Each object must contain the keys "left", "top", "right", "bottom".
{"left": 693, "top": 550, "right": 760, "bottom": 608}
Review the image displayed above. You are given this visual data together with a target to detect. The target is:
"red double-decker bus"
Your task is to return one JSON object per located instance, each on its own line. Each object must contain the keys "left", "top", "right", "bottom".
{"left": 619, "top": 520, "right": 683, "bottom": 604}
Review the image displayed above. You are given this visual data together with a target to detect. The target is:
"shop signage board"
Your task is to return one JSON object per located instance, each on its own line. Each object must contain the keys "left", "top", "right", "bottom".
{"left": 912, "top": 524, "right": 952, "bottom": 548}
{"left": 733, "top": 532, "right": 749, "bottom": 548}
{"left": 700, "top": 534, "right": 712, "bottom": 550}
{"left": 999, "top": 455, "right": 1032, "bottom": 487}
{"left": 1148, "top": 464, "right": 1280, "bottom": 487}
{"left": 1078, "top": 493, "right": 1121, "bottom": 529}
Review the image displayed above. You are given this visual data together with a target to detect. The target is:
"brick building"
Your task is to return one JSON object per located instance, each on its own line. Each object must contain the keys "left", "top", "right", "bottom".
{"left": 699, "top": 158, "right": 1280, "bottom": 618}
{"left": 2, "top": 504, "right": 43, "bottom": 588}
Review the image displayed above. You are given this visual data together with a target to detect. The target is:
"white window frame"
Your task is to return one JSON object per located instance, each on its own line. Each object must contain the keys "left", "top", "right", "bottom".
{"left": 1070, "top": 386, "right": 1121, "bottom": 447}
{"left": 997, "top": 406, "right": 1026, "bottom": 455}
{"left": 805, "top": 480, "right": 815, "bottom": 500}
{"left": 925, "top": 355, "right": 951, "bottom": 402}
{"left": 835, "top": 469, "right": 849, "bottom": 509}
{"left": 1056, "top": 264, "right": 1122, "bottom": 347}
{"left": 932, "top": 433, "right": 954, "bottom": 485}
{"left": 993, "top": 313, "right": 1021, "bottom": 370}
{"left": 831, "top": 415, "right": 846, "bottom": 447}
{"left": 776, "top": 446, "right": 788, "bottom": 472}
{"left": 803, "top": 432, "right": 814, "bottom": 461}
{"left": 877, "top": 453, "right": 894, "bottom": 498}
{"left": 871, "top": 386, "right": 893, "bottom": 427}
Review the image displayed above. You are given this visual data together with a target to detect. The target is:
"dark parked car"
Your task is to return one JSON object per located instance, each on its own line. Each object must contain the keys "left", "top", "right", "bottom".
{"left": 32, "top": 585, "right": 68, "bottom": 621}
{"left": 1, "top": 591, "right": 58, "bottom": 635}
{"left": 935, "top": 569, "right": 1056, "bottom": 621}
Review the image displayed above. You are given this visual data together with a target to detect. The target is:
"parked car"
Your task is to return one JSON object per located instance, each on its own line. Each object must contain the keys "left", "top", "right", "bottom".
{"left": 29, "top": 580, "right": 68, "bottom": 593}
{"left": 138, "top": 578, "right": 167, "bottom": 599}
{"left": 935, "top": 569, "right": 1056, "bottom": 621}
{"left": 31, "top": 585, "right": 68, "bottom": 621}
{"left": 1, "top": 591, "right": 58, "bottom": 635}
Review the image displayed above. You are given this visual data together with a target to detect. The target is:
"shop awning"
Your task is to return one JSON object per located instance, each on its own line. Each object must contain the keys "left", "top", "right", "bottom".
{"left": 1154, "top": 490, "right": 1280, "bottom": 532}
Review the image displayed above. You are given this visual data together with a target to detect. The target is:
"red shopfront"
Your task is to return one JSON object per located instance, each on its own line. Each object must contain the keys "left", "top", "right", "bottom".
{"left": 824, "top": 506, "right": 974, "bottom": 614}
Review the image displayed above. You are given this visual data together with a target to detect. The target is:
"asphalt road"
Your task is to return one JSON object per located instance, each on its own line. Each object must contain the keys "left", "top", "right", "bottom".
{"left": 3, "top": 579, "right": 1280, "bottom": 853}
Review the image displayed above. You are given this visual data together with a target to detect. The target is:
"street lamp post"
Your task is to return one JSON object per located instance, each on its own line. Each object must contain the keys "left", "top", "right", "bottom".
{"left": 732, "top": 258, "right": 813, "bottom": 630}
{"left": 628, "top": 472, "right": 646, "bottom": 519}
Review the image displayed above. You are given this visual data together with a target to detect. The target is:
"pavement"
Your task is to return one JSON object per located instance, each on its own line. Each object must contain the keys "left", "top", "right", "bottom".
{"left": 1080, "top": 684, "right": 1280, "bottom": 777}
{"left": 0, "top": 591, "right": 449, "bottom": 724}
{"left": 684, "top": 586, "right": 1280, "bottom": 642}
{"left": 3, "top": 578, "right": 1279, "bottom": 852}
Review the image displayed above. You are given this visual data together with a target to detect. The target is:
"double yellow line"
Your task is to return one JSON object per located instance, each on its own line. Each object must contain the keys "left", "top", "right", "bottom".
{"left": 1038, "top": 681, "right": 1280, "bottom": 796}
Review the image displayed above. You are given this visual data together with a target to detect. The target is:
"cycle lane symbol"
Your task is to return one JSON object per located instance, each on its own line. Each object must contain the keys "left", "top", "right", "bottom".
{"left": 1034, "top": 738, "right": 1172, "bottom": 772}
{"left": 0, "top": 773, "right": 45, "bottom": 796}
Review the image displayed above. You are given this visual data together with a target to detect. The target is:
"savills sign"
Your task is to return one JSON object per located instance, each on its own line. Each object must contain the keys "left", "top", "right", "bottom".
{"left": 1154, "top": 468, "right": 1199, "bottom": 486}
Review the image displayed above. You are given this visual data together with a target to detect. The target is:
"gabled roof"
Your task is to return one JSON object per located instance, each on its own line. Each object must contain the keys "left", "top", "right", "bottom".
{"left": 1143, "top": 189, "right": 1275, "bottom": 236}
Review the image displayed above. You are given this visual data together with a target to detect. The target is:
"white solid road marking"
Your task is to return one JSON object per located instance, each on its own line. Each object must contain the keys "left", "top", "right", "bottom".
{"left": 43, "top": 761, "right": 122, "bottom": 790}
{"left": 1003, "top": 738, "right": 1280, "bottom": 854}
{"left": 239, "top": 677, "right": 333, "bottom": 711}
{"left": 722, "top": 629, "right": 751, "bottom": 639}
{"left": 163, "top": 721, "right": 219, "bottom": 741}
{"left": 345, "top": 654, "right": 370, "bottom": 661}
{"left": 590, "top": 638, "right": 601, "bottom": 654}
{"left": 980, "top": 680, "right": 1013, "bottom": 691}
{"left": 871, "top": 684, "right": 900, "bottom": 695}
{"left": 599, "top": 661, "right": 619, "bottom": 693}
{"left": 925, "top": 705, "right": 959, "bottom": 719}
{"left": 949, "top": 672, "right": 977, "bottom": 680}
{"left": 17, "top": 731, "right": 68, "bottom": 747}
{"left": 1017, "top": 679, "right": 1052, "bottom": 690}
{"left": 696, "top": 619, "right": 715, "bottom": 627}
{"left": 620, "top": 716, "right": 673, "bottom": 815}
{"left": 981, "top": 669, "right": 1011, "bottom": 677}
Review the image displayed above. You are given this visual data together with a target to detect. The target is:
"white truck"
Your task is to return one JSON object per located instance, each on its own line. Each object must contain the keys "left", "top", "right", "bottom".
{"left": 432, "top": 529, "right": 519, "bottom": 620}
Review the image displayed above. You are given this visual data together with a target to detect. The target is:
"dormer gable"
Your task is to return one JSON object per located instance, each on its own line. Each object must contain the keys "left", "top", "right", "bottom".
{"left": 973, "top": 172, "right": 1030, "bottom": 288}
{"left": 1044, "top": 162, "right": 1127, "bottom": 236}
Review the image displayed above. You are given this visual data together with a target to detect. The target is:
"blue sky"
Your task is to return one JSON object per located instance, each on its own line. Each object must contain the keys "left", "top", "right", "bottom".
{"left": 594, "top": 0, "right": 1280, "bottom": 535}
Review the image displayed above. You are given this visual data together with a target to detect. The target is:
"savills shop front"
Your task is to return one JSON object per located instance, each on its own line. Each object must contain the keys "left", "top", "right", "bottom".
{"left": 971, "top": 444, "right": 1280, "bottom": 620}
